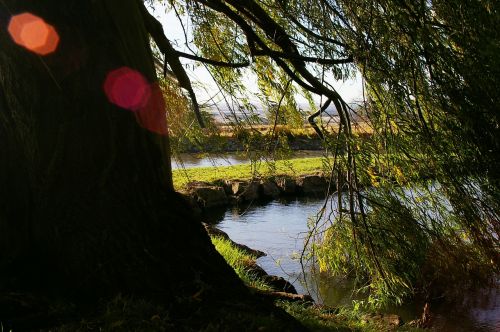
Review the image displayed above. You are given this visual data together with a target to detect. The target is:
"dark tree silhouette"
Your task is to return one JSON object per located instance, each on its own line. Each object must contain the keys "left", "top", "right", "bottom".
{"left": 0, "top": 0, "right": 498, "bottom": 327}
{"left": 0, "top": 1, "right": 310, "bottom": 330}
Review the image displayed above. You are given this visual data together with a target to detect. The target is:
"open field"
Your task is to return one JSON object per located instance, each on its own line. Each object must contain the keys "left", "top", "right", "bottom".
{"left": 216, "top": 121, "right": 374, "bottom": 137}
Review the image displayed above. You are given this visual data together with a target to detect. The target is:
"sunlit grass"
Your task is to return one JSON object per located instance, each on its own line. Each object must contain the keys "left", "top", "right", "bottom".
{"left": 172, "top": 156, "right": 331, "bottom": 189}
{"left": 211, "top": 235, "right": 419, "bottom": 331}
{"left": 210, "top": 236, "right": 271, "bottom": 291}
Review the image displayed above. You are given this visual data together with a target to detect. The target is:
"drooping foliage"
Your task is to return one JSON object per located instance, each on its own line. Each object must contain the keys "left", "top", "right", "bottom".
{"left": 319, "top": 0, "right": 500, "bottom": 305}
{"left": 5, "top": 0, "right": 493, "bottom": 307}
{"left": 149, "top": 0, "right": 499, "bottom": 305}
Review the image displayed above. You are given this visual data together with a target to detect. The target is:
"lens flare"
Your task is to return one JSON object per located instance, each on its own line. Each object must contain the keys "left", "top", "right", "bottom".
{"left": 8, "top": 13, "right": 59, "bottom": 55}
{"left": 104, "top": 67, "right": 168, "bottom": 135}
{"left": 104, "top": 67, "right": 151, "bottom": 111}
{"left": 135, "top": 84, "right": 168, "bottom": 135}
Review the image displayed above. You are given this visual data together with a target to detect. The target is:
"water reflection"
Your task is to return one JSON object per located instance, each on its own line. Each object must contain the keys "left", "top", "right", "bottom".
{"left": 214, "top": 197, "right": 500, "bottom": 331}
{"left": 211, "top": 197, "right": 325, "bottom": 293}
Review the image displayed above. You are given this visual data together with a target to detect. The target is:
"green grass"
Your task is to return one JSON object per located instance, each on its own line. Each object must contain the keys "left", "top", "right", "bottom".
{"left": 210, "top": 236, "right": 272, "bottom": 291}
{"left": 277, "top": 301, "right": 424, "bottom": 332}
{"left": 173, "top": 157, "right": 331, "bottom": 189}
{"left": 276, "top": 301, "right": 356, "bottom": 332}
{"left": 210, "top": 236, "right": 425, "bottom": 332}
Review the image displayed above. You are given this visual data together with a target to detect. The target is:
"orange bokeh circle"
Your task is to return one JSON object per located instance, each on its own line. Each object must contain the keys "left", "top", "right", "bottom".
{"left": 8, "top": 13, "right": 59, "bottom": 55}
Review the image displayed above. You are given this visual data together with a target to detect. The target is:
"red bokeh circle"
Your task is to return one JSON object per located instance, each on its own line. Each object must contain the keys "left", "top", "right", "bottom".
{"left": 104, "top": 67, "right": 151, "bottom": 111}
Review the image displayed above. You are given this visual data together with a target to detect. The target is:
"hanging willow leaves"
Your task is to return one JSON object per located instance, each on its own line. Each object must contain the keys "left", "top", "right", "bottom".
{"left": 145, "top": 0, "right": 499, "bottom": 306}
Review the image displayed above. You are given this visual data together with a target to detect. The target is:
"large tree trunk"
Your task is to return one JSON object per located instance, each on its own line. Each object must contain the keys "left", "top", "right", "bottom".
{"left": 0, "top": 0, "right": 247, "bottom": 308}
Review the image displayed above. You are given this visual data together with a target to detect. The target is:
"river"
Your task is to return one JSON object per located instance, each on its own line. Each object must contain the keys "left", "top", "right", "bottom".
{"left": 176, "top": 153, "right": 500, "bottom": 331}
{"left": 208, "top": 197, "right": 500, "bottom": 332}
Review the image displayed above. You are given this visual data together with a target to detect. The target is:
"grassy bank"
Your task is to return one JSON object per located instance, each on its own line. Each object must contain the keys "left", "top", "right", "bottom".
{"left": 172, "top": 157, "right": 330, "bottom": 189}
{"left": 210, "top": 235, "right": 421, "bottom": 332}
{"left": 210, "top": 236, "right": 271, "bottom": 291}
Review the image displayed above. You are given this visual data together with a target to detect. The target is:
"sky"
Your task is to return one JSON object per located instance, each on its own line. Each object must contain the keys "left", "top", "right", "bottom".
{"left": 148, "top": 4, "right": 364, "bottom": 113}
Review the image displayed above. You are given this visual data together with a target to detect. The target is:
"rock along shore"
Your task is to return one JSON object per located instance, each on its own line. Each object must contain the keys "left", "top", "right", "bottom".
{"left": 181, "top": 173, "right": 333, "bottom": 213}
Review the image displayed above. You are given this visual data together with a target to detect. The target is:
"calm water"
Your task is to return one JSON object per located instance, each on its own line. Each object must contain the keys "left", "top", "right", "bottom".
{"left": 171, "top": 150, "right": 325, "bottom": 169}
{"left": 212, "top": 197, "right": 500, "bottom": 331}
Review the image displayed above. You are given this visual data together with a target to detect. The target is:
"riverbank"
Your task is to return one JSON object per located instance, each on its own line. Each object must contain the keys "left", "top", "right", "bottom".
{"left": 208, "top": 225, "right": 424, "bottom": 331}
{"left": 171, "top": 123, "right": 373, "bottom": 153}
{"left": 172, "top": 154, "right": 429, "bottom": 330}
{"left": 173, "top": 156, "right": 339, "bottom": 217}
{"left": 183, "top": 159, "right": 499, "bottom": 331}
{"left": 172, "top": 156, "right": 329, "bottom": 189}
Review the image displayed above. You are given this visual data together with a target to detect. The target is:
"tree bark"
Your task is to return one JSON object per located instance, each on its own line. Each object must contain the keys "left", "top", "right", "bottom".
{"left": 0, "top": 0, "right": 245, "bottom": 303}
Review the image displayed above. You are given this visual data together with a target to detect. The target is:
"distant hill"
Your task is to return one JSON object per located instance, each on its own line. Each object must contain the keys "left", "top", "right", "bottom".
{"left": 204, "top": 102, "right": 363, "bottom": 124}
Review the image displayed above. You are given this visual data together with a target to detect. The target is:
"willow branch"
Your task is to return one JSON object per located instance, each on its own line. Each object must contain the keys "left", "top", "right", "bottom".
{"left": 176, "top": 51, "right": 250, "bottom": 68}
{"left": 277, "top": 4, "right": 348, "bottom": 48}
{"left": 139, "top": 2, "right": 205, "bottom": 128}
{"left": 308, "top": 99, "right": 331, "bottom": 139}
{"left": 251, "top": 49, "right": 353, "bottom": 65}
